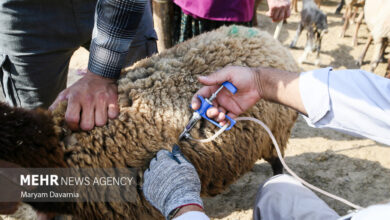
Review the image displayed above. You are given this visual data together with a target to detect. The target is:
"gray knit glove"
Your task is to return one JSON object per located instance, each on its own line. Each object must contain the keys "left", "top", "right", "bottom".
{"left": 143, "top": 145, "right": 203, "bottom": 218}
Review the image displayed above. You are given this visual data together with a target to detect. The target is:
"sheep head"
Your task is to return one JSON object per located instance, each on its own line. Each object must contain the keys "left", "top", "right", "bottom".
{"left": 0, "top": 102, "right": 66, "bottom": 168}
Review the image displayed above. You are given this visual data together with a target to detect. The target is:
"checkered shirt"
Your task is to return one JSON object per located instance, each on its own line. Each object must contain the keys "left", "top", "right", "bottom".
{"left": 88, "top": 0, "right": 147, "bottom": 79}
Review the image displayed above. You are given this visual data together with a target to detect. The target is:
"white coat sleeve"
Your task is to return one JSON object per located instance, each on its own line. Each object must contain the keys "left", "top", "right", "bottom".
{"left": 299, "top": 67, "right": 390, "bottom": 146}
{"left": 338, "top": 203, "right": 390, "bottom": 220}
{"left": 173, "top": 211, "right": 210, "bottom": 220}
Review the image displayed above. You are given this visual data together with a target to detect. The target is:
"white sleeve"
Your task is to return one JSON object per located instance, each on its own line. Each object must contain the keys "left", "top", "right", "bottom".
{"left": 173, "top": 211, "right": 210, "bottom": 220}
{"left": 299, "top": 67, "right": 390, "bottom": 146}
{"left": 338, "top": 203, "right": 390, "bottom": 220}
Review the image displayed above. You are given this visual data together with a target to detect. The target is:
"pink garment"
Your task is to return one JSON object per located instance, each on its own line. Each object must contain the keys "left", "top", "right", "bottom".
{"left": 173, "top": 0, "right": 255, "bottom": 22}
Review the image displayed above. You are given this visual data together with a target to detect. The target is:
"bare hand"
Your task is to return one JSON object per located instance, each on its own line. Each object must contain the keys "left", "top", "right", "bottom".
{"left": 191, "top": 66, "right": 262, "bottom": 124}
{"left": 266, "top": 0, "right": 291, "bottom": 22}
{"left": 49, "top": 70, "right": 119, "bottom": 131}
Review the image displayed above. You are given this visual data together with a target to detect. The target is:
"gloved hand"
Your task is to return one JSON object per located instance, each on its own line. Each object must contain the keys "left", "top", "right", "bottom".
{"left": 143, "top": 145, "right": 203, "bottom": 218}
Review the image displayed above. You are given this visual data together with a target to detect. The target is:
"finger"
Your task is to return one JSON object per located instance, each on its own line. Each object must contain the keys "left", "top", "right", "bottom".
{"left": 80, "top": 97, "right": 95, "bottom": 131}
{"left": 217, "top": 112, "right": 226, "bottom": 124}
{"left": 205, "top": 106, "right": 227, "bottom": 125}
{"left": 149, "top": 150, "right": 170, "bottom": 169}
{"left": 216, "top": 106, "right": 227, "bottom": 122}
{"left": 148, "top": 157, "right": 158, "bottom": 171}
{"left": 76, "top": 68, "right": 88, "bottom": 76}
{"left": 266, "top": 7, "right": 276, "bottom": 19}
{"left": 95, "top": 95, "right": 108, "bottom": 127}
{"left": 218, "top": 106, "right": 227, "bottom": 114}
{"left": 156, "top": 149, "right": 170, "bottom": 160}
{"left": 273, "top": 8, "right": 282, "bottom": 22}
{"left": 279, "top": 7, "right": 287, "bottom": 21}
{"left": 279, "top": 8, "right": 287, "bottom": 21}
{"left": 217, "top": 93, "right": 242, "bottom": 116}
{"left": 285, "top": 7, "right": 291, "bottom": 19}
{"left": 278, "top": 8, "right": 286, "bottom": 22}
{"left": 265, "top": 9, "right": 272, "bottom": 17}
{"left": 206, "top": 107, "right": 220, "bottom": 119}
{"left": 107, "top": 92, "right": 119, "bottom": 119}
{"left": 227, "top": 112, "right": 238, "bottom": 119}
{"left": 219, "top": 112, "right": 237, "bottom": 127}
{"left": 191, "top": 95, "right": 201, "bottom": 110}
{"left": 197, "top": 67, "right": 233, "bottom": 86}
{"left": 49, "top": 91, "right": 67, "bottom": 111}
{"left": 191, "top": 85, "right": 219, "bottom": 110}
{"left": 64, "top": 96, "right": 81, "bottom": 131}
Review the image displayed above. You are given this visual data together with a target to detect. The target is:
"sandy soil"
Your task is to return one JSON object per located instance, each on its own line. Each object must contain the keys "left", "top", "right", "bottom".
{"left": 1, "top": 0, "right": 390, "bottom": 219}
{"left": 205, "top": 1, "right": 390, "bottom": 219}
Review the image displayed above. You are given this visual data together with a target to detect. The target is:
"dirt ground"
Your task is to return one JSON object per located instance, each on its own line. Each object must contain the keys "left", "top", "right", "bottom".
{"left": 204, "top": 1, "right": 390, "bottom": 219}
{"left": 1, "top": 0, "right": 390, "bottom": 219}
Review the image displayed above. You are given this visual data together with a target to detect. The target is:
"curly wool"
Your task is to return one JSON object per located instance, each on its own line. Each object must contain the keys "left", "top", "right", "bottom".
{"left": 0, "top": 26, "right": 299, "bottom": 219}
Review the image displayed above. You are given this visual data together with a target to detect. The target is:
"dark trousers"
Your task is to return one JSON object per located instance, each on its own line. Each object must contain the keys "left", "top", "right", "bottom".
{"left": 0, "top": 0, "right": 157, "bottom": 109}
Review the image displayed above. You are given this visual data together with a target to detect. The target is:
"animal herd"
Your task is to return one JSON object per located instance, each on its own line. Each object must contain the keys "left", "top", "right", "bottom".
{"left": 287, "top": 0, "right": 389, "bottom": 77}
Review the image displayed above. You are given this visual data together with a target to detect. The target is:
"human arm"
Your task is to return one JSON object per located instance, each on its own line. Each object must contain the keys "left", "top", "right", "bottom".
{"left": 300, "top": 67, "right": 390, "bottom": 145}
{"left": 266, "top": 0, "right": 291, "bottom": 22}
{"left": 339, "top": 203, "right": 390, "bottom": 220}
{"left": 192, "top": 66, "right": 390, "bottom": 146}
{"left": 50, "top": 0, "right": 147, "bottom": 130}
{"left": 143, "top": 145, "right": 209, "bottom": 220}
{"left": 191, "top": 66, "right": 305, "bottom": 122}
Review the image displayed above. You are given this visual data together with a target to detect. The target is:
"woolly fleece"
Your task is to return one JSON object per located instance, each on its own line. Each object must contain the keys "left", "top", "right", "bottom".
{"left": 0, "top": 26, "right": 299, "bottom": 219}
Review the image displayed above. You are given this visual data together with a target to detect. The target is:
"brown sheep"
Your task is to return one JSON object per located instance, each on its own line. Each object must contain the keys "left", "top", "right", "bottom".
{"left": 0, "top": 25, "right": 298, "bottom": 219}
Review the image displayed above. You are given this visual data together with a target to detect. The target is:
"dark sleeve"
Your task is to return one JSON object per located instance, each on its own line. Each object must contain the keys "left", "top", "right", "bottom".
{"left": 88, "top": 0, "right": 147, "bottom": 79}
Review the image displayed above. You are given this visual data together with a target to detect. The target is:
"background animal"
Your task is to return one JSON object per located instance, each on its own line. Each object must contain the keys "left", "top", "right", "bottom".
{"left": 0, "top": 26, "right": 298, "bottom": 219}
{"left": 252, "top": 0, "right": 262, "bottom": 27}
{"left": 356, "top": 0, "right": 390, "bottom": 73}
{"left": 289, "top": 0, "right": 328, "bottom": 66}
{"left": 335, "top": 0, "right": 345, "bottom": 14}
{"left": 386, "top": 58, "right": 390, "bottom": 78}
{"left": 339, "top": 0, "right": 365, "bottom": 47}
{"left": 291, "top": 0, "right": 321, "bottom": 13}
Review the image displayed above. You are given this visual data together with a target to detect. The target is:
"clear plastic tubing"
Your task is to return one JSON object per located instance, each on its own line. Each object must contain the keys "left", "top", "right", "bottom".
{"left": 189, "top": 116, "right": 363, "bottom": 210}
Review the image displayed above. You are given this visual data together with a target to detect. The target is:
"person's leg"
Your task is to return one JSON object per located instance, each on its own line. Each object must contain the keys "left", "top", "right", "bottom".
{"left": 253, "top": 174, "right": 340, "bottom": 220}
{"left": 0, "top": 51, "right": 75, "bottom": 109}
{"left": 0, "top": 0, "right": 94, "bottom": 109}
{"left": 123, "top": 0, "right": 158, "bottom": 67}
